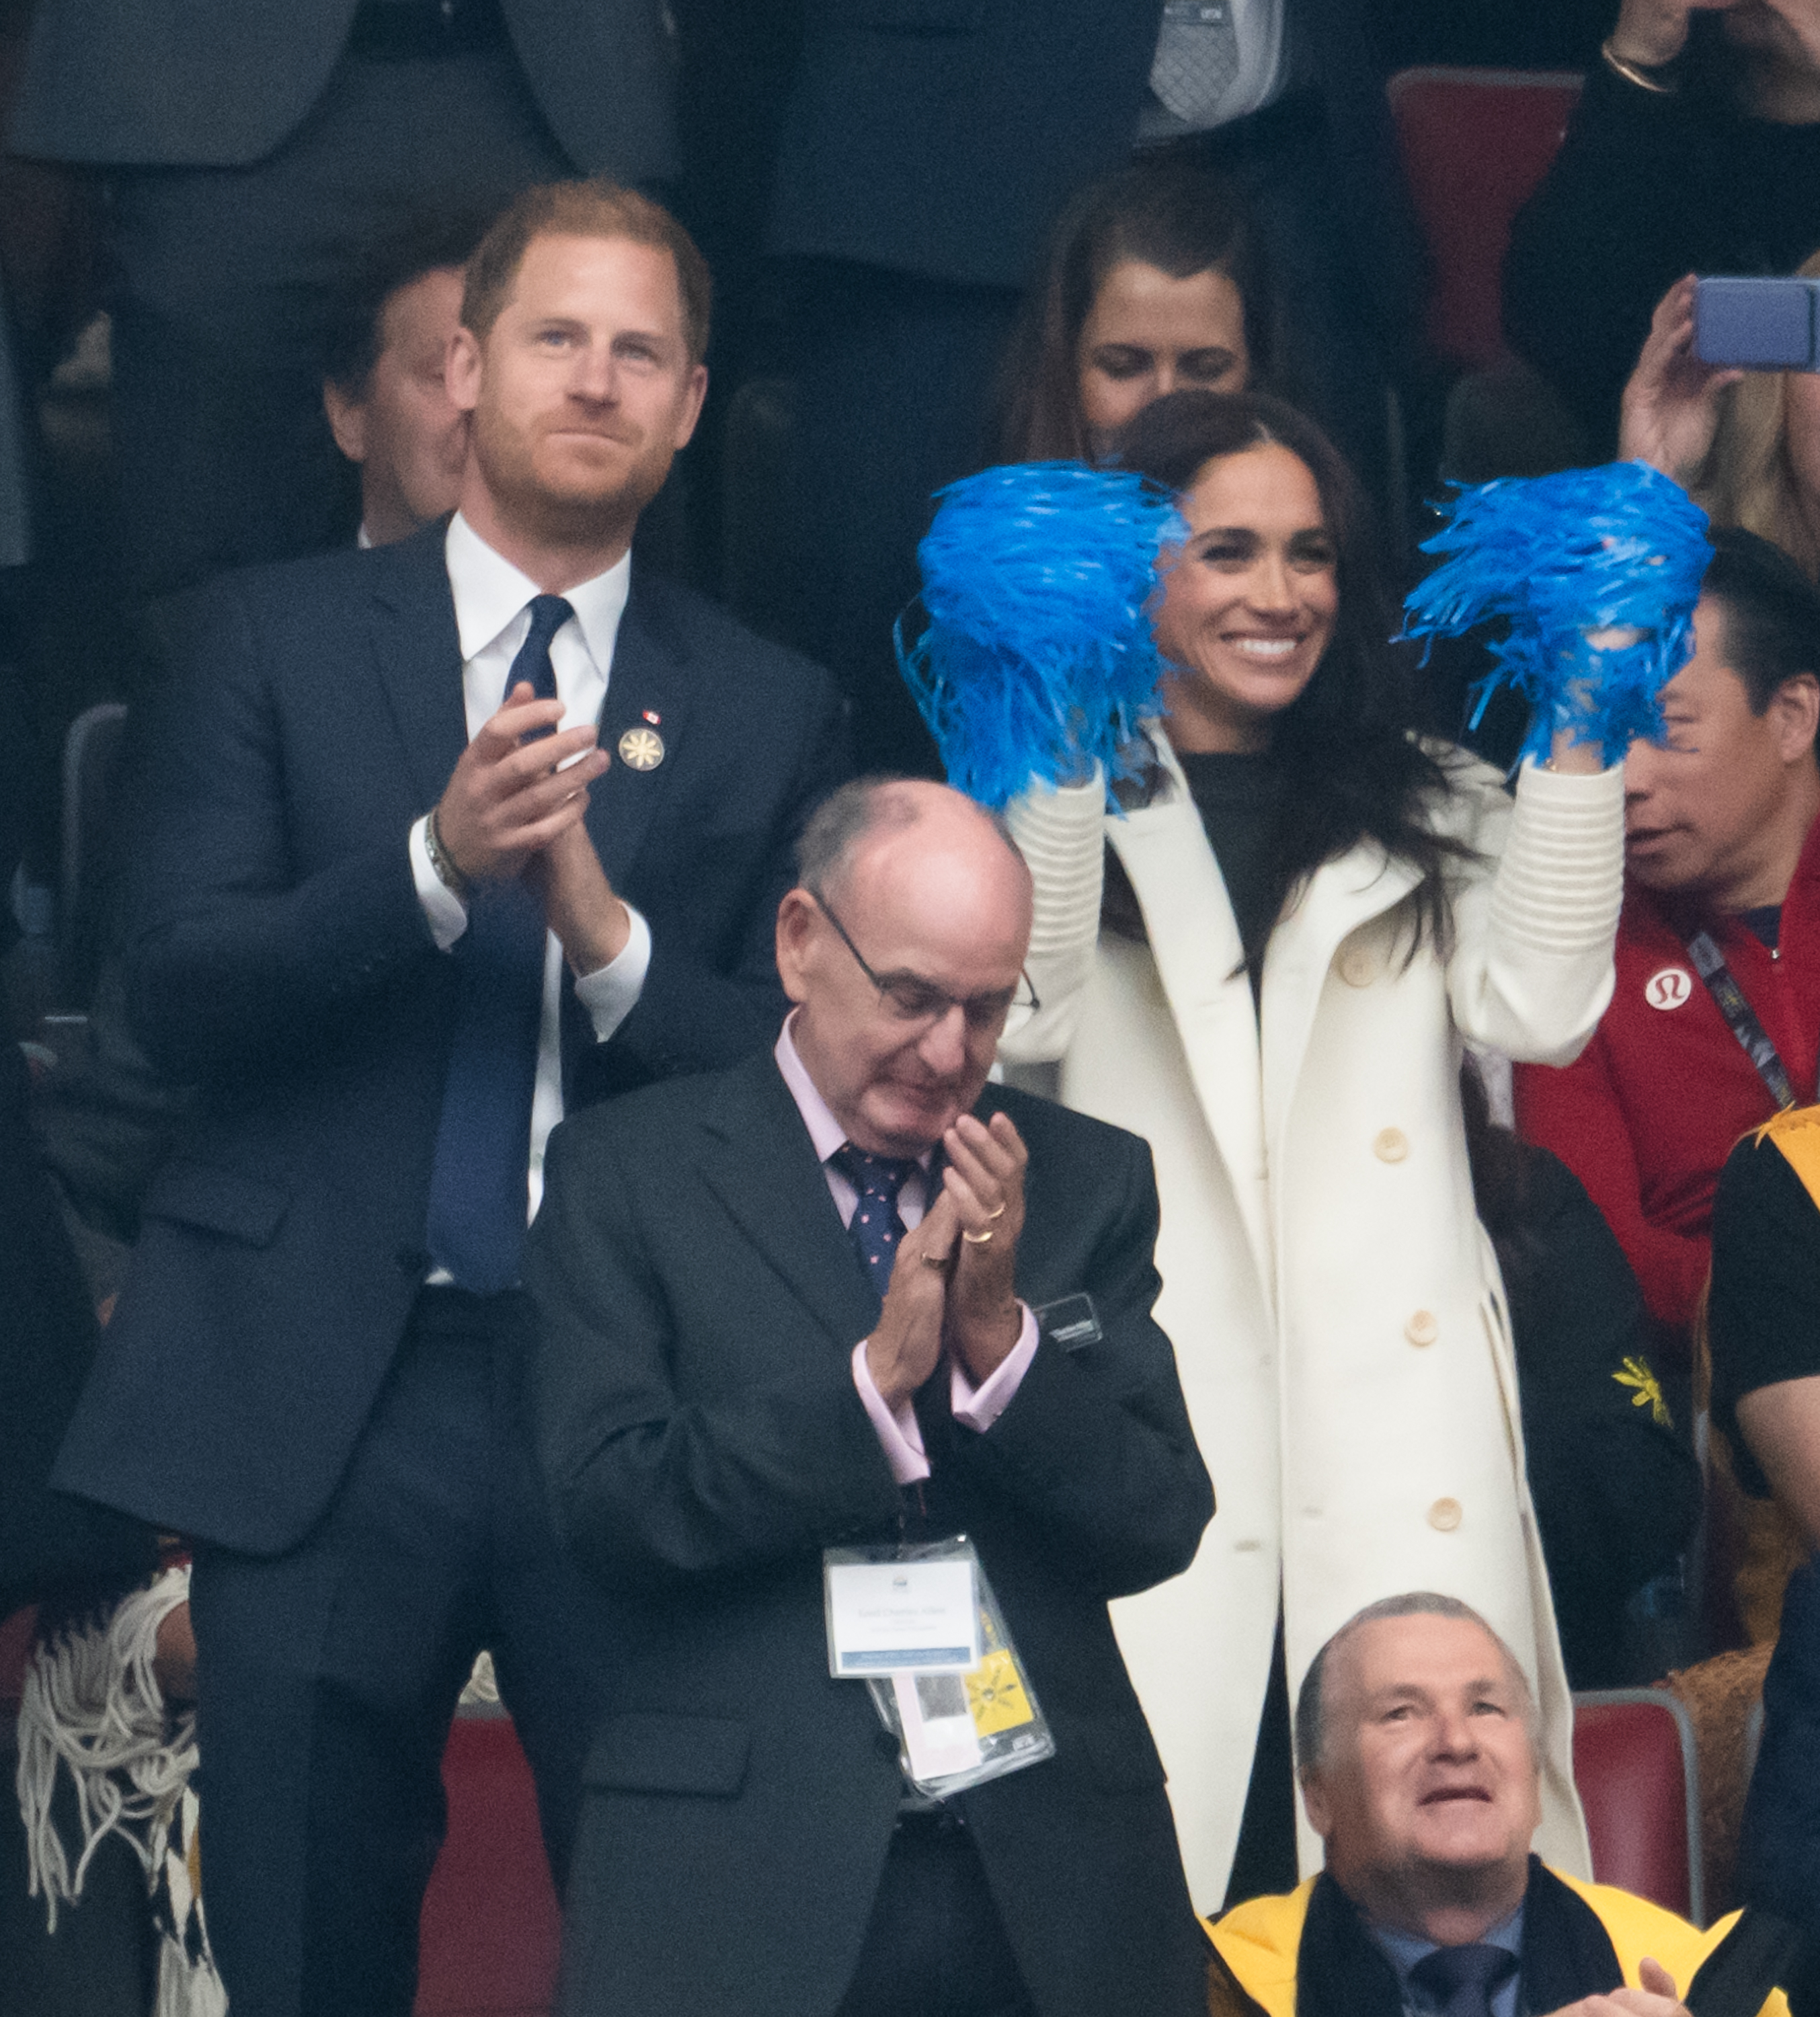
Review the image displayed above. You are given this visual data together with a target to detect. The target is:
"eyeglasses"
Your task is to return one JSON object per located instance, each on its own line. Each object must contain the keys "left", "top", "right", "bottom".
{"left": 806, "top": 888, "right": 1040, "bottom": 1039}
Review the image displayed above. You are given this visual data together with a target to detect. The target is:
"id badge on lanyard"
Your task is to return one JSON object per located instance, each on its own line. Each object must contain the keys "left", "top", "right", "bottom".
{"left": 823, "top": 1536, "right": 1055, "bottom": 1796}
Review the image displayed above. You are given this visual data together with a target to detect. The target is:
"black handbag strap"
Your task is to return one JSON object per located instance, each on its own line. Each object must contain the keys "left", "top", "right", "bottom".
{"left": 1686, "top": 930, "right": 1798, "bottom": 1112}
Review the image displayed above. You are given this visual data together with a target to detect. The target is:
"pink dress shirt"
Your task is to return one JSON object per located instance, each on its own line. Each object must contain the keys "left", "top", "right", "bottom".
{"left": 773, "top": 1019, "right": 1039, "bottom": 1484}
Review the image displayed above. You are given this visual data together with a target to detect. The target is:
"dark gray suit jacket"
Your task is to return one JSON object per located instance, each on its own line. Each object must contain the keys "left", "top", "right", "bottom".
{"left": 526, "top": 1054, "right": 1215, "bottom": 2017}
{"left": 7, "top": 0, "right": 676, "bottom": 177}
{"left": 768, "top": 0, "right": 1419, "bottom": 327}
{"left": 54, "top": 522, "right": 848, "bottom": 1555}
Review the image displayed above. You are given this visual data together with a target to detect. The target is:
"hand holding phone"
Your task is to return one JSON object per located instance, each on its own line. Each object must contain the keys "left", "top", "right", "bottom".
{"left": 1620, "top": 275, "right": 1743, "bottom": 479}
{"left": 1695, "top": 276, "right": 1820, "bottom": 370}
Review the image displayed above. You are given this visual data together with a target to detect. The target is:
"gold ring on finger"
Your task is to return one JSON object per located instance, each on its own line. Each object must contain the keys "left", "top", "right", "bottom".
{"left": 983, "top": 1203, "right": 1006, "bottom": 1221}
{"left": 961, "top": 1228, "right": 994, "bottom": 1246}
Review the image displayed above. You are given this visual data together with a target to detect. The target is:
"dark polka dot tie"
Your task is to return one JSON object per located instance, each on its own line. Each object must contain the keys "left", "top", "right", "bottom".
{"left": 830, "top": 1145, "right": 922, "bottom": 1286}
{"left": 1408, "top": 1943, "right": 1519, "bottom": 2017}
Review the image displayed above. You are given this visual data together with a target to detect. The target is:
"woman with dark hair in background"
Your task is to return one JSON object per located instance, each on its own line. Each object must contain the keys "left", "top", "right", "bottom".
{"left": 996, "top": 157, "right": 1271, "bottom": 465}
{"left": 998, "top": 387, "right": 1628, "bottom": 1911}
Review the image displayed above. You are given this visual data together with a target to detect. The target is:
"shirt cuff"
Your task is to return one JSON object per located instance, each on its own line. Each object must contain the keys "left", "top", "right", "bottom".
{"left": 572, "top": 905, "right": 651, "bottom": 1042}
{"left": 950, "top": 1304, "right": 1039, "bottom": 1432}
{"left": 851, "top": 1339, "right": 931, "bottom": 1485}
{"left": 410, "top": 814, "right": 469, "bottom": 951}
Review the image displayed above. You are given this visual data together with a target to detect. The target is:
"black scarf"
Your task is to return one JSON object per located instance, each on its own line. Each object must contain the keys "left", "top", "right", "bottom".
{"left": 1292, "top": 1858, "right": 1624, "bottom": 2017}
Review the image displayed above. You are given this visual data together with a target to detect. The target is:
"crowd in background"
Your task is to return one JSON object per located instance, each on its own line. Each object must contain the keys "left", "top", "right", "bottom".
{"left": 9, "top": 1, "right": 1820, "bottom": 2014}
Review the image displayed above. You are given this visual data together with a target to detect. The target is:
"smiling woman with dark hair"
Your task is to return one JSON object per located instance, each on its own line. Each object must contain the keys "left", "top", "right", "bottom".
{"left": 996, "top": 387, "right": 1630, "bottom": 1913}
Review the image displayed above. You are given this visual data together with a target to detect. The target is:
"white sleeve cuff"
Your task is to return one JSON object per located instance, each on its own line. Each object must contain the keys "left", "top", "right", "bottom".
{"left": 410, "top": 815, "right": 468, "bottom": 951}
{"left": 949, "top": 1304, "right": 1040, "bottom": 1432}
{"left": 572, "top": 905, "right": 652, "bottom": 1043}
{"left": 851, "top": 1339, "right": 931, "bottom": 1485}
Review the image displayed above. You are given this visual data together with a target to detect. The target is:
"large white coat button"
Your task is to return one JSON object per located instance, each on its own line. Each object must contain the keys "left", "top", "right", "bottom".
{"left": 1405, "top": 1310, "right": 1439, "bottom": 1347}
{"left": 1428, "top": 1497, "right": 1463, "bottom": 1532}
{"left": 1374, "top": 1127, "right": 1409, "bottom": 1163}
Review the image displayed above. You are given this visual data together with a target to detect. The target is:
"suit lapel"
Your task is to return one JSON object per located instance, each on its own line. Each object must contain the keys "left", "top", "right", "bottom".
{"left": 585, "top": 569, "right": 696, "bottom": 891}
{"left": 364, "top": 521, "right": 468, "bottom": 814}
{"left": 1109, "top": 735, "right": 1272, "bottom": 1293}
{"left": 696, "top": 1052, "right": 882, "bottom": 1355}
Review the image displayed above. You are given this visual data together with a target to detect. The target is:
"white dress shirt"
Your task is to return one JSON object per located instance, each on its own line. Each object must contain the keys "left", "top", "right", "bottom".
{"left": 1138, "top": 0, "right": 1286, "bottom": 143}
{"left": 773, "top": 1017, "right": 1039, "bottom": 1484}
{"left": 408, "top": 512, "right": 653, "bottom": 1243}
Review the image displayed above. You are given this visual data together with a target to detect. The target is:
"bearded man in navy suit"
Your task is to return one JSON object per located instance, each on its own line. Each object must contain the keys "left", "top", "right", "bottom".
{"left": 53, "top": 180, "right": 848, "bottom": 2017}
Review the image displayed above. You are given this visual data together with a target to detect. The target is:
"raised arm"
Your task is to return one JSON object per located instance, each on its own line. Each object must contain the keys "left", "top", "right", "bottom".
{"left": 1441, "top": 753, "right": 1627, "bottom": 1066}
{"left": 998, "top": 773, "right": 1107, "bottom": 1064}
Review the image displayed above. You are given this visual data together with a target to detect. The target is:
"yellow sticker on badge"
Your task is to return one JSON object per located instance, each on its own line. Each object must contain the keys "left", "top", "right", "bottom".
{"left": 967, "top": 1649, "right": 1034, "bottom": 1737}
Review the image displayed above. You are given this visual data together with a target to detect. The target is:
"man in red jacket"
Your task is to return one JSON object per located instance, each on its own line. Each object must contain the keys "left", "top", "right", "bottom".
{"left": 1516, "top": 528, "right": 1820, "bottom": 1363}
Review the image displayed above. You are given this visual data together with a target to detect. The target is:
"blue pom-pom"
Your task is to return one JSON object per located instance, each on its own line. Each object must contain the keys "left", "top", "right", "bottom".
{"left": 897, "top": 463, "right": 1181, "bottom": 809}
{"left": 1401, "top": 461, "right": 1711, "bottom": 767}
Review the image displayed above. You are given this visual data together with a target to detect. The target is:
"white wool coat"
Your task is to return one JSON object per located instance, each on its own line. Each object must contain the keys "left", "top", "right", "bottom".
{"left": 1000, "top": 734, "right": 1624, "bottom": 1911}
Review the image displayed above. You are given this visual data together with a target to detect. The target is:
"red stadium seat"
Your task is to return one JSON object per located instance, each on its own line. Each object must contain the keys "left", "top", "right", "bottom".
{"left": 416, "top": 1706, "right": 561, "bottom": 2017}
{"left": 1572, "top": 1690, "right": 1705, "bottom": 1926}
{"left": 0, "top": 1606, "right": 38, "bottom": 1708}
{"left": 1387, "top": 68, "right": 1585, "bottom": 372}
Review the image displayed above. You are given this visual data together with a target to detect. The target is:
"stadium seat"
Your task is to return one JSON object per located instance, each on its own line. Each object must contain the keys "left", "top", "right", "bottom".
{"left": 416, "top": 1704, "right": 561, "bottom": 2017}
{"left": 0, "top": 1605, "right": 37, "bottom": 1710}
{"left": 1386, "top": 68, "right": 1584, "bottom": 372}
{"left": 1573, "top": 1689, "right": 1706, "bottom": 1926}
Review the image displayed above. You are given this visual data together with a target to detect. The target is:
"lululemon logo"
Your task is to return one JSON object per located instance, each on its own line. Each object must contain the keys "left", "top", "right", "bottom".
{"left": 1645, "top": 966, "right": 1693, "bottom": 1011}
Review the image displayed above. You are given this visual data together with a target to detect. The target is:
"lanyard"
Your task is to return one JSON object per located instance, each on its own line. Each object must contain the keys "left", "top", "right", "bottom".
{"left": 1686, "top": 929, "right": 1798, "bottom": 1111}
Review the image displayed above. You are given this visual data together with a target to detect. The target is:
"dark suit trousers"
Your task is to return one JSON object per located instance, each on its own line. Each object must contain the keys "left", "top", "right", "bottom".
{"left": 836, "top": 1811, "right": 1037, "bottom": 2017}
{"left": 106, "top": 45, "right": 569, "bottom": 603}
{"left": 186, "top": 1288, "right": 615, "bottom": 2017}
{"left": 762, "top": 261, "right": 1022, "bottom": 778}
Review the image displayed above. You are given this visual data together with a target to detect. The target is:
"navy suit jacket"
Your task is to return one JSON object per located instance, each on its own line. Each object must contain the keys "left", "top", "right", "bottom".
{"left": 7, "top": 0, "right": 675, "bottom": 178}
{"left": 54, "top": 522, "right": 848, "bottom": 1554}
{"left": 526, "top": 1055, "right": 1214, "bottom": 2017}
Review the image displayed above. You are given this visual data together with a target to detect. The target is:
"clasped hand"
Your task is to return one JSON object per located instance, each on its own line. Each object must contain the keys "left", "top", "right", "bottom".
{"left": 1544, "top": 1954, "right": 1690, "bottom": 2017}
{"left": 432, "top": 680, "right": 630, "bottom": 975}
{"left": 1610, "top": 0, "right": 1768, "bottom": 71}
{"left": 864, "top": 1112, "right": 1029, "bottom": 1412}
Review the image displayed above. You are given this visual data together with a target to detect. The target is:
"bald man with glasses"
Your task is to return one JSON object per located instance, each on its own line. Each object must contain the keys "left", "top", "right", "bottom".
{"left": 525, "top": 775, "right": 1213, "bottom": 2017}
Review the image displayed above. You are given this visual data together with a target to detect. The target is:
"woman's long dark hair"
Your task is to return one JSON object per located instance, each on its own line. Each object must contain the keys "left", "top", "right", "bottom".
{"left": 996, "top": 157, "right": 1272, "bottom": 464}
{"left": 1113, "top": 387, "right": 1474, "bottom": 959}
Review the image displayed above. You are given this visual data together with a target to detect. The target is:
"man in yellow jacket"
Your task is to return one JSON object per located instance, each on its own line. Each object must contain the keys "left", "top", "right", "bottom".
{"left": 1205, "top": 1593, "right": 1788, "bottom": 2017}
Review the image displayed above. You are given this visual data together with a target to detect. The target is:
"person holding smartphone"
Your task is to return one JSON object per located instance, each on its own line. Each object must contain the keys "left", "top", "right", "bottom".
{"left": 1505, "top": 0, "right": 1820, "bottom": 455}
{"left": 1620, "top": 258, "right": 1820, "bottom": 580}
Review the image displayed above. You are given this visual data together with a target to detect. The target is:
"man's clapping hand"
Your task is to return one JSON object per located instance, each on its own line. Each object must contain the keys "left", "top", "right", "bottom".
{"left": 432, "top": 679, "right": 607, "bottom": 885}
{"left": 861, "top": 1111, "right": 1031, "bottom": 1408}
{"left": 865, "top": 1189, "right": 960, "bottom": 1410}
{"left": 434, "top": 679, "right": 631, "bottom": 975}
{"left": 941, "top": 1111, "right": 1027, "bottom": 1387}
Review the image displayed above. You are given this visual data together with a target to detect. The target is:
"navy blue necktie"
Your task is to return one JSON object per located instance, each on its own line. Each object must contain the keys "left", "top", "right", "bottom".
{"left": 830, "top": 1145, "right": 922, "bottom": 1288}
{"left": 1408, "top": 1944, "right": 1519, "bottom": 2017}
{"left": 423, "top": 595, "right": 575, "bottom": 1294}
